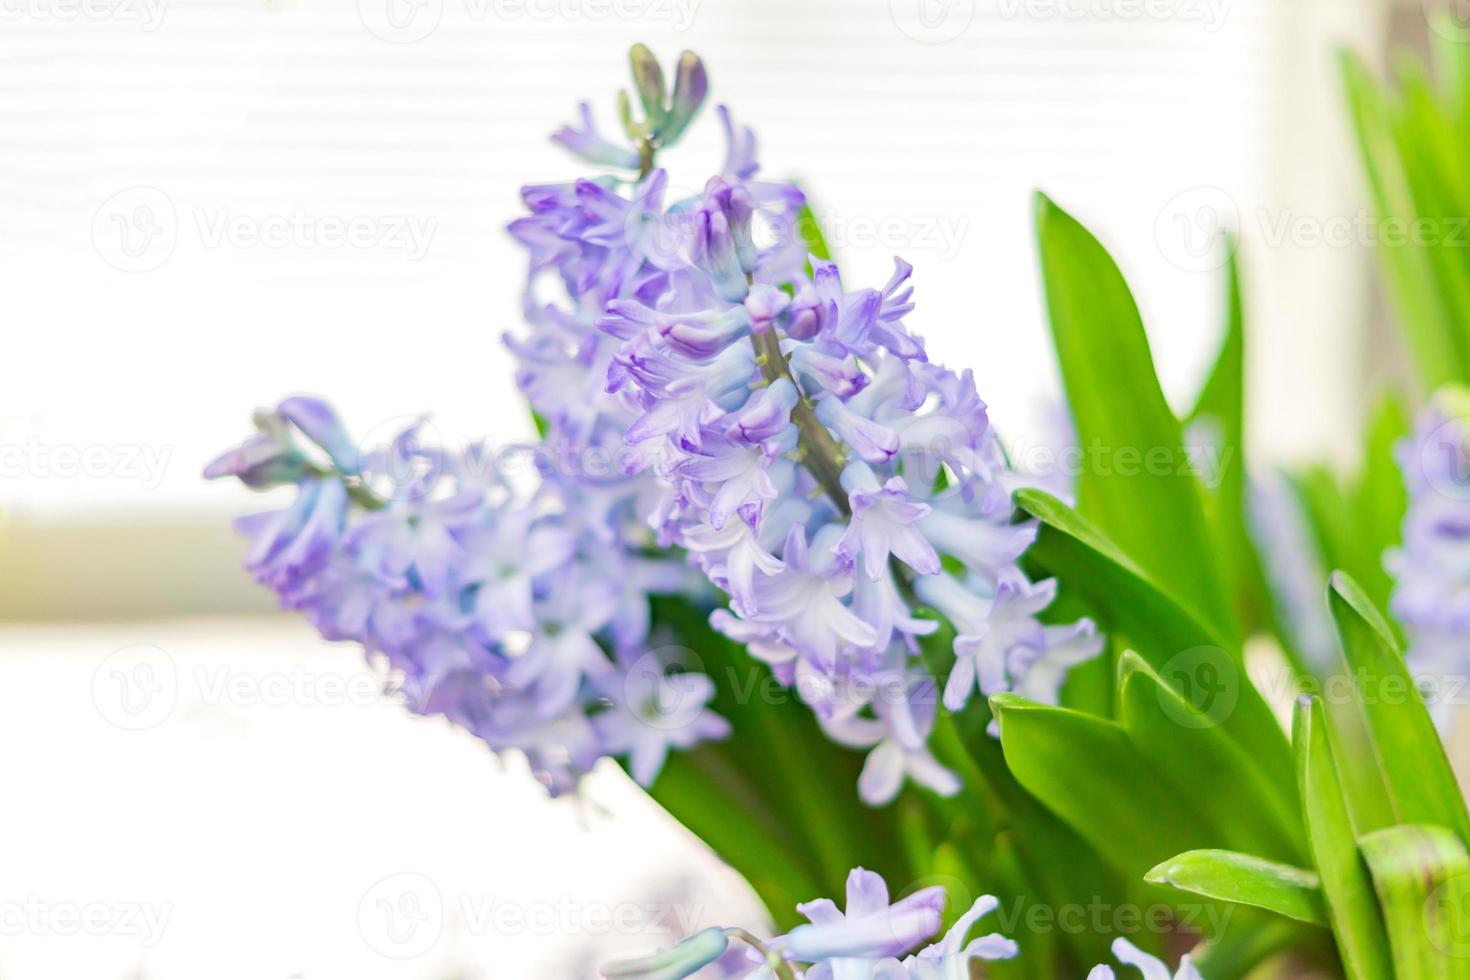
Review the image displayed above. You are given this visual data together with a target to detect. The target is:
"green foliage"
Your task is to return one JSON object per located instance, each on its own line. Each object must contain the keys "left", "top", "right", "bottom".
{"left": 1342, "top": 40, "right": 1470, "bottom": 389}
{"left": 1295, "top": 693, "right": 1395, "bottom": 980}
{"left": 1145, "top": 850, "right": 1327, "bottom": 927}
{"left": 1034, "top": 193, "right": 1235, "bottom": 644}
{"left": 1359, "top": 825, "right": 1470, "bottom": 979}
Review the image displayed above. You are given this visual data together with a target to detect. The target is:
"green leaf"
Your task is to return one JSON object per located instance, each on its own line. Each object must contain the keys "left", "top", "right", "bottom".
{"left": 1347, "top": 393, "right": 1411, "bottom": 621}
{"left": 1118, "top": 651, "right": 1305, "bottom": 862}
{"left": 1014, "top": 487, "right": 1296, "bottom": 805}
{"left": 795, "top": 201, "right": 833, "bottom": 262}
{"left": 1034, "top": 192, "right": 1234, "bottom": 642}
{"left": 991, "top": 693, "right": 1219, "bottom": 876}
{"left": 1341, "top": 50, "right": 1468, "bottom": 386}
{"left": 1359, "top": 824, "right": 1470, "bottom": 979}
{"left": 1325, "top": 572, "right": 1470, "bottom": 842}
{"left": 1145, "top": 849, "right": 1327, "bottom": 926}
{"left": 1294, "top": 694, "right": 1394, "bottom": 980}
{"left": 1186, "top": 243, "right": 1272, "bottom": 638}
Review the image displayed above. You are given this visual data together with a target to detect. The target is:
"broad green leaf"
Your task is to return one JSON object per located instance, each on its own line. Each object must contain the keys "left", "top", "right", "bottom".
{"left": 1145, "top": 849, "right": 1327, "bottom": 926}
{"left": 1034, "top": 192, "right": 1234, "bottom": 642}
{"left": 991, "top": 693, "right": 1220, "bottom": 877}
{"left": 1014, "top": 488, "right": 1296, "bottom": 804}
{"left": 1326, "top": 573, "right": 1470, "bottom": 842}
{"left": 1294, "top": 694, "right": 1394, "bottom": 980}
{"left": 1359, "top": 824, "right": 1470, "bottom": 980}
{"left": 1118, "top": 651, "right": 1305, "bottom": 862}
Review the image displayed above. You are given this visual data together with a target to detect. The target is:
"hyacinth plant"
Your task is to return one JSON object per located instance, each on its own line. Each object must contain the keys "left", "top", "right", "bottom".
{"left": 210, "top": 45, "right": 1470, "bottom": 979}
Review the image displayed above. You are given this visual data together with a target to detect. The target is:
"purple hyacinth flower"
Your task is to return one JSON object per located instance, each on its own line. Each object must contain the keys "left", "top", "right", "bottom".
{"left": 775, "top": 868, "right": 945, "bottom": 962}
{"left": 552, "top": 101, "right": 640, "bottom": 170}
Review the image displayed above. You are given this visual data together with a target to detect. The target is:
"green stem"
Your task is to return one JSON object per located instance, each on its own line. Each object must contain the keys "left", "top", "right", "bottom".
{"left": 305, "top": 464, "right": 386, "bottom": 512}
{"left": 749, "top": 327, "right": 850, "bottom": 515}
{"left": 637, "top": 137, "right": 656, "bottom": 180}
{"left": 724, "top": 929, "right": 799, "bottom": 980}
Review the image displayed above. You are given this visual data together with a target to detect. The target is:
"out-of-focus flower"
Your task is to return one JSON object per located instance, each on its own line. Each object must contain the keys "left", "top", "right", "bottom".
{"left": 1388, "top": 398, "right": 1470, "bottom": 730}
{"left": 1086, "top": 938, "right": 1204, "bottom": 980}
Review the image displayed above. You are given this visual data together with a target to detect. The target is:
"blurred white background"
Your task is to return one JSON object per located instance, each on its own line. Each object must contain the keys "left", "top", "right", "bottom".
{"left": 0, "top": 0, "right": 1430, "bottom": 975}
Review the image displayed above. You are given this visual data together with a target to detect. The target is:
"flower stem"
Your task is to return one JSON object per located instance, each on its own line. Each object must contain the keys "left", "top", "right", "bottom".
{"left": 637, "top": 137, "right": 656, "bottom": 180}
{"left": 749, "top": 327, "right": 851, "bottom": 516}
{"left": 723, "top": 928, "right": 799, "bottom": 980}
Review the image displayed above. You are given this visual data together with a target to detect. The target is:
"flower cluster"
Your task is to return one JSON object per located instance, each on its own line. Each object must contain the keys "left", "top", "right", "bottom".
{"left": 212, "top": 45, "right": 1101, "bottom": 806}
{"left": 582, "top": 141, "right": 1102, "bottom": 804}
{"left": 601, "top": 866, "right": 1202, "bottom": 979}
{"left": 205, "top": 396, "right": 725, "bottom": 796}
{"left": 1388, "top": 397, "right": 1470, "bottom": 730}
